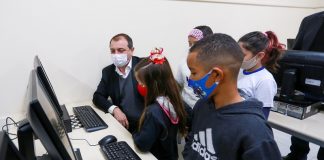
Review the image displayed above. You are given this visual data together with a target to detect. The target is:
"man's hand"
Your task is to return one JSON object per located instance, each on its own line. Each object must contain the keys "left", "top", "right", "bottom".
{"left": 113, "top": 107, "right": 129, "bottom": 129}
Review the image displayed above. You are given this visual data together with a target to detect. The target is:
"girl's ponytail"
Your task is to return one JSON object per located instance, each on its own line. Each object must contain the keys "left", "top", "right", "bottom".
{"left": 262, "top": 31, "right": 286, "bottom": 73}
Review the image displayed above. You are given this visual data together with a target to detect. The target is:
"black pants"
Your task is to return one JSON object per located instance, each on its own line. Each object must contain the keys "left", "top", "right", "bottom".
{"left": 289, "top": 136, "right": 324, "bottom": 160}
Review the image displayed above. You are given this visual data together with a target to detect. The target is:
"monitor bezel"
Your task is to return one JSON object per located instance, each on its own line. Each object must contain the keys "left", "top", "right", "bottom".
{"left": 27, "top": 70, "right": 76, "bottom": 160}
{"left": 34, "top": 55, "right": 63, "bottom": 117}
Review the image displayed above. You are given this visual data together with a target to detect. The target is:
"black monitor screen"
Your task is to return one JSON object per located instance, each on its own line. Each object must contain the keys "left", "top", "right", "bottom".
{"left": 0, "top": 131, "right": 25, "bottom": 160}
{"left": 34, "top": 56, "right": 63, "bottom": 117}
{"left": 27, "top": 70, "right": 76, "bottom": 160}
{"left": 274, "top": 50, "right": 324, "bottom": 103}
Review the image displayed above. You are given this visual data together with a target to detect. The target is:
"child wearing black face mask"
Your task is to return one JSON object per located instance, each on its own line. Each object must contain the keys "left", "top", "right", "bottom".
{"left": 238, "top": 31, "right": 285, "bottom": 119}
{"left": 182, "top": 33, "right": 281, "bottom": 160}
{"left": 132, "top": 48, "right": 187, "bottom": 160}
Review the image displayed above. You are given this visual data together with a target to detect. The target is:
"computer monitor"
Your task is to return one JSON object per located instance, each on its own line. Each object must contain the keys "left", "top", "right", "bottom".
{"left": 34, "top": 56, "right": 63, "bottom": 117}
{"left": 274, "top": 50, "right": 324, "bottom": 104}
{"left": 0, "top": 131, "right": 25, "bottom": 160}
{"left": 26, "top": 70, "right": 79, "bottom": 160}
{"left": 34, "top": 56, "right": 71, "bottom": 132}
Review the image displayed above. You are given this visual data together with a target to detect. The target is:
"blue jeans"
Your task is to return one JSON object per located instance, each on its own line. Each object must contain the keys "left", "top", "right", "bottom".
{"left": 262, "top": 107, "right": 271, "bottom": 119}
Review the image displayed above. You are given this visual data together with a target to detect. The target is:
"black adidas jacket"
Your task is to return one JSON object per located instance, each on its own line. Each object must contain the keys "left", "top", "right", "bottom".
{"left": 183, "top": 98, "right": 281, "bottom": 160}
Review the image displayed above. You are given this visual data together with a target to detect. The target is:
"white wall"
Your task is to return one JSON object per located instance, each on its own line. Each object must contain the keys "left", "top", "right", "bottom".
{"left": 194, "top": 0, "right": 322, "bottom": 8}
{"left": 0, "top": 0, "right": 319, "bottom": 115}
{"left": 317, "top": 8, "right": 324, "bottom": 12}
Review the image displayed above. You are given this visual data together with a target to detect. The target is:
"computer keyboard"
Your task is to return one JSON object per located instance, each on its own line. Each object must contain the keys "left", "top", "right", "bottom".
{"left": 73, "top": 105, "right": 108, "bottom": 132}
{"left": 100, "top": 141, "right": 141, "bottom": 160}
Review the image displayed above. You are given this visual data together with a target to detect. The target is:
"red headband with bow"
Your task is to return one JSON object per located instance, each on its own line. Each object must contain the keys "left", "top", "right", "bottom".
{"left": 149, "top": 47, "right": 166, "bottom": 64}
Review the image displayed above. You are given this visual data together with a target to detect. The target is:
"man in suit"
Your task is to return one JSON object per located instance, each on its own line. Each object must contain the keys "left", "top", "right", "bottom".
{"left": 93, "top": 33, "right": 144, "bottom": 133}
{"left": 283, "top": 11, "right": 324, "bottom": 160}
{"left": 293, "top": 11, "right": 324, "bottom": 52}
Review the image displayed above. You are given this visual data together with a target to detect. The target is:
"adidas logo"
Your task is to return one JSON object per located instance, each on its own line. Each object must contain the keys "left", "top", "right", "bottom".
{"left": 191, "top": 128, "right": 218, "bottom": 160}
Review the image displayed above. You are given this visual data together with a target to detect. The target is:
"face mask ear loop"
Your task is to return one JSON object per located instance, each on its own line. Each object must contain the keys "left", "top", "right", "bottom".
{"left": 209, "top": 69, "right": 222, "bottom": 86}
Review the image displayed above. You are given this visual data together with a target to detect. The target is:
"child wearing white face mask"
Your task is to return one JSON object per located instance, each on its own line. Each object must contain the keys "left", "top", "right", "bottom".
{"left": 176, "top": 25, "right": 213, "bottom": 108}
{"left": 237, "top": 31, "right": 285, "bottom": 119}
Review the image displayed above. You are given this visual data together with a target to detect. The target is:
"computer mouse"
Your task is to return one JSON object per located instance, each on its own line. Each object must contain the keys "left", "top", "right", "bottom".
{"left": 98, "top": 135, "right": 117, "bottom": 146}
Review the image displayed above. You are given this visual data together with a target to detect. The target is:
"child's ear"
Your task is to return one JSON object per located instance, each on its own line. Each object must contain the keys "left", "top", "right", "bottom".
{"left": 210, "top": 67, "right": 223, "bottom": 83}
{"left": 258, "top": 51, "right": 266, "bottom": 60}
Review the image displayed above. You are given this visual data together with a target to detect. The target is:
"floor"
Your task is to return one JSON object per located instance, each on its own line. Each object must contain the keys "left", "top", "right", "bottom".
{"left": 177, "top": 129, "right": 320, "bottom": 160}
{"left": 274, "top": 129, "right": 319, "bottom": 160}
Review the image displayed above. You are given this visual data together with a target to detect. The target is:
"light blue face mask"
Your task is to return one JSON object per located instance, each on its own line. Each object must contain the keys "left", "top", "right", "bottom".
{"left": 187, "top": 72, "right": 218, "bottom": 99}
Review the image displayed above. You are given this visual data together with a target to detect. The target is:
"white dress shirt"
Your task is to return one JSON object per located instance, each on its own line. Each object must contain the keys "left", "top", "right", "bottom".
{"left": 109, "top": 58, "right": 132, "bottom": 114}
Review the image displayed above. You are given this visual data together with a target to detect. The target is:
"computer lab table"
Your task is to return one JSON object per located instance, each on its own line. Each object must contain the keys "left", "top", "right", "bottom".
{"left": 65, "top": 101, "right": 157, "bottom": 160}
{"left": 8, "top": 101, "right": 156, "bottom": 160}
{"left": 268, "top": 111, "right": 324, "bottom": 147}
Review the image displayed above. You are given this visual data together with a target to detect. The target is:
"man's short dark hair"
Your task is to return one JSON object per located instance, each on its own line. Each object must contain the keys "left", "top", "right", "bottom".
{"left": 110, "top": 33, "right": 133, "bottom": 49}
{"left": 190, "top": 33, "right": 244, "bottom": 78}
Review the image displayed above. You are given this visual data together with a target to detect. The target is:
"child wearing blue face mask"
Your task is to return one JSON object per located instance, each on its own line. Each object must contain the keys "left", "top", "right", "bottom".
{"left": 182, "top": 33, "right": 281, "bottom": 160}
{"left": 176, "top": 25, "right": 213, "bottom": 108}
{"left": 238, "top": 31, "right": 285, "bottom": 119}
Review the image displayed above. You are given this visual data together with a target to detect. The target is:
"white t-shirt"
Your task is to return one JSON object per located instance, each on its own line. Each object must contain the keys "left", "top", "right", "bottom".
{"left": 237, "top": 67, "right": 277, "bottom": 108}
{"left": 176, "top": 59, "right": 200, "bottom": 108}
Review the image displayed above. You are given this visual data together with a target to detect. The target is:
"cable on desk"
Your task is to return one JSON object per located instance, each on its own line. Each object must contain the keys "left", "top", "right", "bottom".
{"left": 70, "top": 138, "right": 99, "bottom": 146}
{"left": 1, "top": 117, "right": 20, "bottom": 140}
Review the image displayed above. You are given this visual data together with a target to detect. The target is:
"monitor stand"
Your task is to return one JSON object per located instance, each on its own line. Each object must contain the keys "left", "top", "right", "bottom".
{"left": 17, "top": 119, "right": 35, "bottom": 160}
{"left": 36, "top": 154, "right": 51, "bottom": 160}
{"left": 280, "top": 69, "right": 296, "bottom": 101}
{"left": 18, "top": 120, "right": 82, "bottom": 160}
{"left": 61, "top": 104, "right": 72, "bottom": 133}
{"left": 74, "top": 148, "right": 83, "bottom": 160}
{"left": 35, "top": 149, "right": 82, "bottom": 160}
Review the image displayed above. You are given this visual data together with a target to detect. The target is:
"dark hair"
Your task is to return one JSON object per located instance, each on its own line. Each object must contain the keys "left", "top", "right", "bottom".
{"left": 238, "top": 31, "right": 285, "bottom": 73}
{"left": 109, "top": 33, "right": 133, "bottom": 49}
{"left": 194, "top": 25, "right": 213, "bottom": 38}
{"left": 190, "top": 33, "right": 244, "bottom": 80}
{"left": 134, "top": 58, "right": 187, "bottom": 136}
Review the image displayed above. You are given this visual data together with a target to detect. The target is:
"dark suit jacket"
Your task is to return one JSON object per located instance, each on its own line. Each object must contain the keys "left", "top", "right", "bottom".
{"left": 293, "top": 11, "right": 324, "bottom": 50}
{"left": 92, "top": 56, "right": 144, "bottom": 113}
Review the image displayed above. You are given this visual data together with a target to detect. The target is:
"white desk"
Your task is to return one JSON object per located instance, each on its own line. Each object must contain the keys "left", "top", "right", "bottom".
{"left": 268, "top": 111, "right": 324, "bottom": 147}
{"left": 66, "top": 101, "right": 157, "bottom": 160}
{"left": 8, "top": 101, "right": 156, "bottom": 160}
